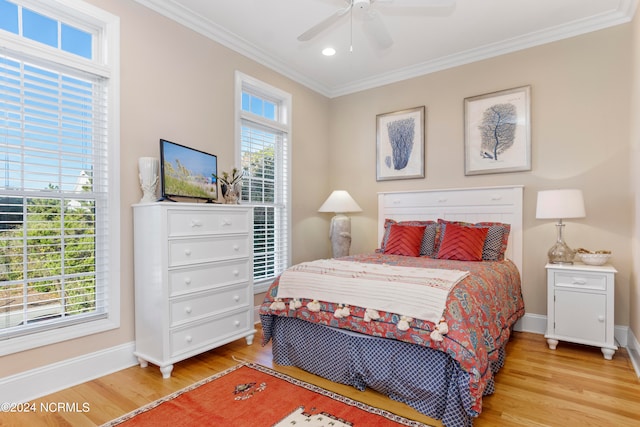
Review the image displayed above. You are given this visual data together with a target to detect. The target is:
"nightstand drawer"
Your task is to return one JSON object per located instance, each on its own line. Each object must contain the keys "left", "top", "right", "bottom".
{"left": 552, "top": 271, "right": 606, "bottom": 290}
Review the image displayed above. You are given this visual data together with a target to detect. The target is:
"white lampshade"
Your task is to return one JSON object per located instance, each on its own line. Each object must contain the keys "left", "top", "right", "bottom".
{"left": 536, "top": 189, "right": 586, "bottom": 220}
{"left": 318, "top": 190, "right": 362, "bottom": 214}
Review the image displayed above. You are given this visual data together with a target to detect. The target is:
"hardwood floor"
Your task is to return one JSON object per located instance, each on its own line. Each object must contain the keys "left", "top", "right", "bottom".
{"left": 2, "top": 330, "right": 639, "bottom": 426}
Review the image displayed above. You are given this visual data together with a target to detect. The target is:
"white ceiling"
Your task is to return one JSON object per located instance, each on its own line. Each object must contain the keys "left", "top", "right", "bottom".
{"left": 134, "top": 0, "right": 637, "bottom": 98}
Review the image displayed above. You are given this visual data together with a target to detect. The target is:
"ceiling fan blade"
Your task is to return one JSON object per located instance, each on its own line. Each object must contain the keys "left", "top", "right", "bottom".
{"left": 297, "top": 5, "right": 352, "bottom": 42}
{"left": 374, "top": 0, "right": 455, "bottom": 6}
{"left": 363, "top": 10, "right": 393, "bottom": 49}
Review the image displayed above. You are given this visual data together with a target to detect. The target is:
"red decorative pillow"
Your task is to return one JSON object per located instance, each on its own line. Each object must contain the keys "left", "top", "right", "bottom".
{"left": 436, "top": 219, "right": 511, "bottom": 260}
{"left": 383, "top": 224, "right": 426, "bottom": 257}
{"left": 436, "top": 223, "right": 489, "bottom": 261}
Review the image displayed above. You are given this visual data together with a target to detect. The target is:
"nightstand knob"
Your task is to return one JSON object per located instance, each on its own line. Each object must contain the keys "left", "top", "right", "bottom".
{"left": 571, "top": 277, "right": 586, "bottom": 285}
{"left": 185, "top": 335, "right": 192, "bottom": 343}
{"left": 233, "top": 269, "right": 239, "bottom": 276}
{"left": 184, "top": 277, "right": 191, "bottom": 285}
{"left": 184, "top": 249, "right": 192, "bottom": 256}
{"left": 185, "top": 307, "right": 192, "bottom": 314}
{"left": 190, "top": 219, "right": 202, "bottom": 228}
{"left": 598, "top": 315, "right": 605, "bottom": 322}
{"left": 234, "top": 320, "right": 241, "bottom": 327}
{"left": 233, "top": 244, "right": 240, "bottom": 251}
{"left": 233, "top": 295, "right": 240, "bottom": 302}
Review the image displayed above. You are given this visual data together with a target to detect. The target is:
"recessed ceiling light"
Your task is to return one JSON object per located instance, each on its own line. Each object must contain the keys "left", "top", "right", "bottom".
{"left": 322, "top": 47, "right": 336, "bottom": 56}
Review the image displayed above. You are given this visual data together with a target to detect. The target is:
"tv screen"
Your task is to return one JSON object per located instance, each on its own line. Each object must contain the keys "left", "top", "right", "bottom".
{"left": 159, "top": 139, "right": 218, "bottom": 202}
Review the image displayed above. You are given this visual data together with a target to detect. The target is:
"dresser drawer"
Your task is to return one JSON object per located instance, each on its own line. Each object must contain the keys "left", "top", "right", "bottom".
{"left": 170, "top": 311, "right": 251, "bottom": 357}
{"left": 168, "top": 209, "right": 250, "bottom": 237}
{"left": 169, "top": 235, "right": 250, "bottom": 267}
{"left": 170, "top": 285, "right": 250, "bottom": 326}
{"left": 553, "top": 271, "right": 606, "bottom": 291}
{"left": 169, "top": 259, "right": 250, "bottom": 296}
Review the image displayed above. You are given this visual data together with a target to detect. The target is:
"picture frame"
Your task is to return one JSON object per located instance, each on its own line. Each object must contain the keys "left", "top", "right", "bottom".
{"left": 464, "top": 85, "right": 531, "bottom": 175}
{"left": 376, "top": 106, "right": 425, "bottom": 181}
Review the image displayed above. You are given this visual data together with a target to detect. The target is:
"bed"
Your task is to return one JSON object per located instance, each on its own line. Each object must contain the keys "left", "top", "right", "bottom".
{"left": 259, "top": 186, "right": 525, "bottom": 427}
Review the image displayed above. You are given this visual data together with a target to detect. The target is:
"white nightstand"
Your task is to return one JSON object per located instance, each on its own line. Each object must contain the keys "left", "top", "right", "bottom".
{"left": 545, "top": 262, "right": 617, "bottom": 359}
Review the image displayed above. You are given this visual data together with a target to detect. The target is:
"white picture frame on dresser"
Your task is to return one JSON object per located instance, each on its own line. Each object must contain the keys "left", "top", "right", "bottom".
{"left": 544, "top": 262, "right": 617, "bottom": 360}
{"left": 132, "top": 202, "right": 256, "bottom": 378}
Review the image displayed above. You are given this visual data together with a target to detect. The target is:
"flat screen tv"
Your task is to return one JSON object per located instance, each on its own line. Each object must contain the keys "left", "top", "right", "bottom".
{"left": 159, "top": 139, "right": 218, "bottom": 202}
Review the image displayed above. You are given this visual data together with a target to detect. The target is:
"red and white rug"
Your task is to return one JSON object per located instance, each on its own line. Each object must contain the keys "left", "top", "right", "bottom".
{"left": 102, "top": 362, "right": 433, "bottom": 427}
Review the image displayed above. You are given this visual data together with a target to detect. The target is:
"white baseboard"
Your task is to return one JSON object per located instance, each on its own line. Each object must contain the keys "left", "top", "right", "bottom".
{"left": 627, "top": 328, "right": 640, "bottom": 377}
{"left": 0, "top": 342, "right": 138, "bottom": 404}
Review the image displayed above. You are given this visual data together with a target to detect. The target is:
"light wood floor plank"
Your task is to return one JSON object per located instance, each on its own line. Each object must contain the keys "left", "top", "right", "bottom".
{"left": 1, "top": 330, "right": 638, "bottom": 427}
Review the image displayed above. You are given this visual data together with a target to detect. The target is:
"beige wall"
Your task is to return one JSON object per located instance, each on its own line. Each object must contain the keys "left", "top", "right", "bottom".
{"left": 328, "top": 25, "right": 633, "bottom": 323}
{"left": 0, "top": 0, "right": 331, "bottom": 377}
{"left": 631, "top": 8, "right": 640, "bottom": 338}
{"left": 2, "top": 1, "right": 637, "bottom": 379}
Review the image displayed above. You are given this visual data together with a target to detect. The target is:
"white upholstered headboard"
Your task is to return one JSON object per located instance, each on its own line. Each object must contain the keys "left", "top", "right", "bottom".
{"left": 378, "top": 186, "right": 524, "bottom": 274}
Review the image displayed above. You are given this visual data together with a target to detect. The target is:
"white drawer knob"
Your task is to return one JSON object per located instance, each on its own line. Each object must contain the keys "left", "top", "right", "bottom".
{"left": 190, "top": 219, "right": 202, "bottom": 228}
{"left": 185, "top": 335, "right": 192, "bottom": 343}
{"left": 184, "top": 277, "right": 191, "bottom": 285}
{"left": 185, "top": 307, "right": 192, "bottom": 314}
{"left": 234, "top": 320, "right": 240, "bottom": 327}
{"left": 233, "top": 244, "right": 240, "bottom": 251}
{"left": 598, "top": 315, "right": 605, "bottom": 322}
{"left": 233, "top": 295, "right": 240, "bottom": 302}
{"left": 233, "top": 270, "right": 239, "bottom": 276}
{"left": 185, "top": 249, "right": 192, "bottom": 256}
{"left": 222, "top": 219, "right": 232, "bottom": 226}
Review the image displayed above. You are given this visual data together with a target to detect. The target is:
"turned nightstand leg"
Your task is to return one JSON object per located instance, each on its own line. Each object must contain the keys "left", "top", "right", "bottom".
{"left": 546, "top": 338, "right": 558, "bottom": 350}
{"left": 601, "top": 348, "right": 615, "bottom": 360}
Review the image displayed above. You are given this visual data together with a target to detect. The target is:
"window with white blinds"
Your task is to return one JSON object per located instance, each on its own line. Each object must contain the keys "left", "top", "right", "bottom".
{"left": 0, "top": 0, "right": 119, "bottom": 353}
{"left": 236, "top": 72, "right": 290, "bottom": 291}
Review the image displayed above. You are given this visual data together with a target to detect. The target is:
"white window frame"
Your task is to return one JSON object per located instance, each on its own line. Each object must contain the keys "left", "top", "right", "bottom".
{"left": 235, "top": 71, "right": 291, "bottom": 293}
{"left": 0, "top": 0, "right": 120, "bottom": 356}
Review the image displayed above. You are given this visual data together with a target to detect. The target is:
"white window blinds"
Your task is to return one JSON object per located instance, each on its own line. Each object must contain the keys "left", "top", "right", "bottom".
{"left": 237, "top": 73, "right": 291, "bottom": 289}
{"left": 240, "top": 120, "right": 289, "bottom": 283}
{"left": 0, "top": 50, "right": 109, "bottom": 339}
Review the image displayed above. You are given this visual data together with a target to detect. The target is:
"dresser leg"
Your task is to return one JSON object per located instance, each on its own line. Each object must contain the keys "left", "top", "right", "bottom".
{"left": 160, "top": 364, "right": 174, "bottom": 379}
{"left": 137, "top": 357, "right": 148, "bottom": 368}
{"left": 546, "top": 338, "right": 558, "bottom": 350}
{"left": 601, "top": 348, "right": 615, "bottom": 360}
{"left": 245, "top": 333, "right": 255, "bottom": 345}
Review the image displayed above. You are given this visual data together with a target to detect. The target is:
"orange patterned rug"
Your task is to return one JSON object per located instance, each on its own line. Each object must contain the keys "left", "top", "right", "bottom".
{"left": 101, "top": 363, "right": 432, "bottom": 427}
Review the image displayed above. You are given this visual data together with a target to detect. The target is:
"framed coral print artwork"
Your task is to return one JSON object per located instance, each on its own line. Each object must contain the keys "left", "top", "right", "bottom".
{"left": 376, "top": 106, "right": 425, "bottom": 181}
{"left": 464, "top": 86, "right": 531, "bottom": 175}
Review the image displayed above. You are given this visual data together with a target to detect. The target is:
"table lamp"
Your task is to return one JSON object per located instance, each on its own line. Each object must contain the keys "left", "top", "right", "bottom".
{"left": 318, "top": 190, "right": 362, "bottom": 258}
{"left": 536, "top": 189, "right": 586, "bottom": 264}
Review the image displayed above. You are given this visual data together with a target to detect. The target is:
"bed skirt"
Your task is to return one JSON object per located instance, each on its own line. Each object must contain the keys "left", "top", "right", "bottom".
{"left": 262, "top": 315, "right": 506, "bottom": 427}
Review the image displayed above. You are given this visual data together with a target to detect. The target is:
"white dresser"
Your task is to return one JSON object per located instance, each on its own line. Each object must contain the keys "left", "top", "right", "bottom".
{"left": 133, "top": 202, "right": 256, "bottom": 378}
{"left": 544, "top": 263, "right": 617, "bottom": 359}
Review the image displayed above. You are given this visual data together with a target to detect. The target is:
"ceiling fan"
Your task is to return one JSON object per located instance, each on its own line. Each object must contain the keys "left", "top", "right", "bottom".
{"left": 297, "top": 0, "right": 455, "bottom": 50}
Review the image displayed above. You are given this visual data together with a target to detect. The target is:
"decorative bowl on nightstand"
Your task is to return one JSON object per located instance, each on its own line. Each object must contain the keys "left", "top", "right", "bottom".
{"left": 578, "top": 253, "right": 611, "bottom": 266}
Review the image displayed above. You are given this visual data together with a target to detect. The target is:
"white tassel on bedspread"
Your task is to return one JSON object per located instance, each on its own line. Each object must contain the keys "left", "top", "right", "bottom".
{"left": 276, "top": 259, "right": 469, "bottom": 327}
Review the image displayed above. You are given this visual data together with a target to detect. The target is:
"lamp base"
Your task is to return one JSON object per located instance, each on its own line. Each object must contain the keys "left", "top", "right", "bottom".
{"left": 547, "top": 240, "right": 575, "bottom": 264}
{"left": 330, "top": 214, "right": 352, "bottom": 258}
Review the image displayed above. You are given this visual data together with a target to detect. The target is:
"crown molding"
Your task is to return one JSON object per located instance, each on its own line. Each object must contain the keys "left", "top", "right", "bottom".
{"left": 135, "top": 0, "right": 637, "bottom": 99}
